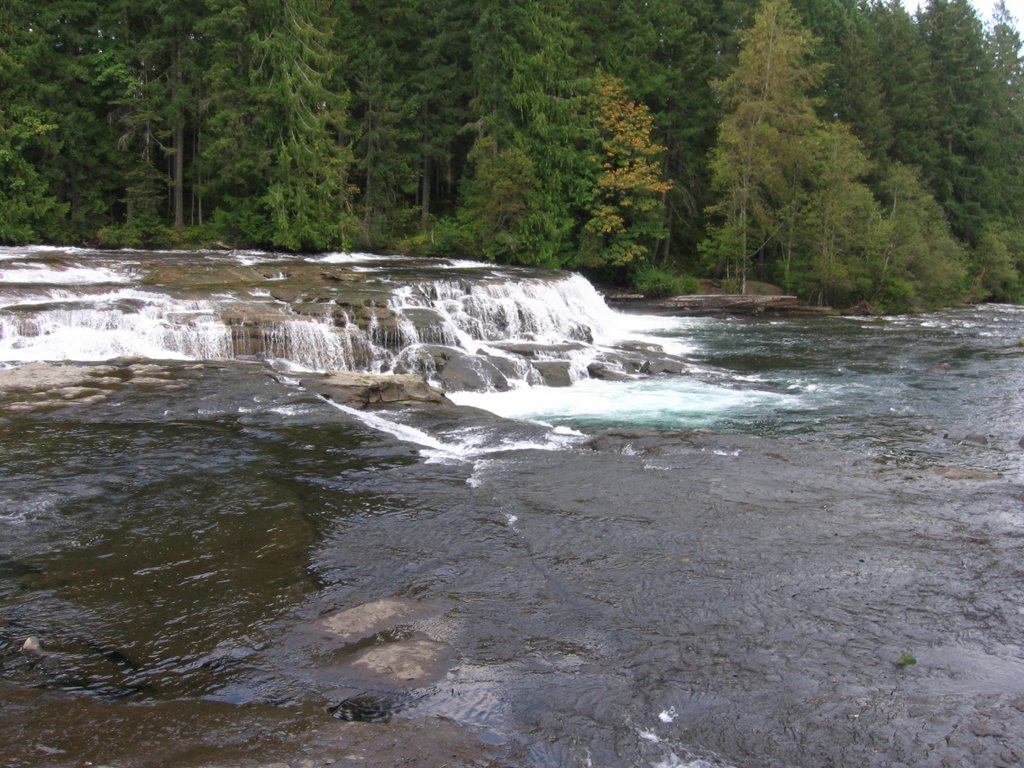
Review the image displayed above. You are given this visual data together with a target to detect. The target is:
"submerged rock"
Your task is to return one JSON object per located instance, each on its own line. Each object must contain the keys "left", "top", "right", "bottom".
{"left": 328, "top": 690, "right": 428, "bottom": 723}
{"left": 350, "top": 639, "right": 450, "bottom": 684}
{"left": 320, "top": 597, "right": 432, "bottom": 643}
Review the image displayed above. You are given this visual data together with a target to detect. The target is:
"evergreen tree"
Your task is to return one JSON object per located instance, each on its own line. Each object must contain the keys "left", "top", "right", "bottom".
{"left": 0, "top": 0, "right": 68, "bottom": 242}
{"left": 863, "top": 2, "right": 941, "bottom": 175}
{"left": 703, "top": 0, "right": 823, "bottom": 293}
{"left": 918, "top": 0, "right": 998, "bottom": 246}
{"left": 199, "top": 0, "right": 354, "bottom": 251}
{"left": 462, "top": 0, "right": 589, "bottom": 267}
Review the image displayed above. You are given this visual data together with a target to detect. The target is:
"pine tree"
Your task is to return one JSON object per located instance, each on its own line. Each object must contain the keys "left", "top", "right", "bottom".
{"left": 918, "top": 0, "right": 997, "bottom": 246}
{"left": 462, "top": 0, "right": 589, "bottom": 267}
{"left": 0, "top": 0, "right": 68, "bottom": 242}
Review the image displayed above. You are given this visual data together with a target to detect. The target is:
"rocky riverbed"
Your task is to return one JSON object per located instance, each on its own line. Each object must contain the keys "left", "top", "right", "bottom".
{"left": 1, "top": 358, "right": 1023, "bottom": 768}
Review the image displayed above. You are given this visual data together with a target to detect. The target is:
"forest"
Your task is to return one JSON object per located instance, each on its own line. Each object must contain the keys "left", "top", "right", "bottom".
{"left": 2, "top": 0, "right": 1024, "bottom": 310}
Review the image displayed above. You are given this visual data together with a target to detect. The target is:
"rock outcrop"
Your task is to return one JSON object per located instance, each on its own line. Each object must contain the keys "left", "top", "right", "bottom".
{"left": 300, "top": 371, "right": 448, "bottom": 409}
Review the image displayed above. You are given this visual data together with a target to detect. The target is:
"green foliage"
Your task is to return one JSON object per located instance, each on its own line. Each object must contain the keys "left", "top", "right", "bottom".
{"left": 631, "top": 263, "right": 699, "bottom": 298}
{"left": 0, "top": 0, "right": 1021, "bottom": 310}
{"left": 457, "top": 135, "right": 561, "bottom": 267}
{"left": 975, "top": 222, "right": 1024, "bottom": 302}
{"left": 703, "top": 0, "right": 823, "bottom": 293}
{"left": 896, "top": 652, "right": 918, "bottom": 668}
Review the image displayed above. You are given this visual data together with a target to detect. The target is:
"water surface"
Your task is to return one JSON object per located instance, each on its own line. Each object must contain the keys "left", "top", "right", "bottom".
{"left": 2, "top": 249, "right": 1024, "bottom": 768}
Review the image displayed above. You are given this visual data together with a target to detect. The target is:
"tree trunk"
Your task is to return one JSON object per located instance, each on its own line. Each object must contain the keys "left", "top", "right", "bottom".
{"left": 421, "top": 155, "right": 432, "bottom": 231}
{"left": 174, "top": 119, "right": 184, "bottom": 235}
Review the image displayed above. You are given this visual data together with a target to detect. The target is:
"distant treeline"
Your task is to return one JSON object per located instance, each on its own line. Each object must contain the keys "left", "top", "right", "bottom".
{"left": 2, "top": 0, "right": 1023, "bottom": 308}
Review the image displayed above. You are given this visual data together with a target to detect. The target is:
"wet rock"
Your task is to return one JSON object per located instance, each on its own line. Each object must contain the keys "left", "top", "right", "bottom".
{"left": 933, "top": 466, "right": 1002, "bottom": 480}
{"left": 329, "top": 690, "right": 428, "bottom": 723}
{"left": 302, "top": 372, "right": 448, "bottom": 409}
{"left": 350, "top": 639, "right": 450, "bottom": 684}
{"left": 960, "top": 433, "right": 991, "bottom": 446}
{"left": 0, "top": 362, "right": 104, "bottom": 393}
{"left": 970, "top": 722, "right": 1006, "bottom": 738}
{"left": 643, "top": 355, "right": 690, "bottom": 375}
{"left": 531, "top": 360, "right": 573, "bottom": 388}
{"left": 489, "top": 341, "right": 587, "bottom": 358}
{"left": 586, "top": 361, "right": 633, "bottom": 382}
{"left": 320, "top": 598, "right": 430, "bottom": 643}
{"left": 21, "top": 636, "right": 43, "bottom": 655}
{"left": 487, "top": 356, "right": 531, "bottom": 384}
{"left": 437, "top": 353, "right": 510, "bottom": 392}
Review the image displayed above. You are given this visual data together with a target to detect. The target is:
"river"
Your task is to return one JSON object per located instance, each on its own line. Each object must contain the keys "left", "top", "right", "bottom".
{"left": 1, "top": 247, "right": 1023, "bottom": 768}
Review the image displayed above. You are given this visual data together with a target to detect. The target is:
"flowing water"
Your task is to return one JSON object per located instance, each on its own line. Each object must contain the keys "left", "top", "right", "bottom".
{"left": 2, "top": 247, "right": 1024, "bottom": 768}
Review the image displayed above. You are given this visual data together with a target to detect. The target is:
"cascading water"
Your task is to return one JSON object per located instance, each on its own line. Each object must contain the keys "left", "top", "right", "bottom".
{"left": 0, "top": 248, "right": 639, "bottom": 390}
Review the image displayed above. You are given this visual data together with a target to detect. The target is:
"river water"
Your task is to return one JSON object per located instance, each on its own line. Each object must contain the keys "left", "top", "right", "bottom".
{"left": 2, "top": 248, "right": 1024, "bottom": 768}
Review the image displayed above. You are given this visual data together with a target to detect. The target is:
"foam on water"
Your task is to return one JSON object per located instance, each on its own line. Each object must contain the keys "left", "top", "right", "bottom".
{"left": 448, "top": 377, "right": 791, "bottom": 431}
{"left": 0, "top": 287, "right": 233, "bottom": 363}
{"left": 605, "top": 312, "right": 708, "bottom": 356}
{"left": 0, "top": 263, "right": 131, "bottom": 285}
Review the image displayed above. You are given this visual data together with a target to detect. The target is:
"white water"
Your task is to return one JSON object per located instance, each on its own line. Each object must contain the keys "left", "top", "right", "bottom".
{"left": 0, "top": 287, "right": 233, "bottom": 363}
{"left": 448, "top": 375, "right": 791, "bottom": 431}
{"left": 0, "top": 247, "right": 779, "bottom": 433}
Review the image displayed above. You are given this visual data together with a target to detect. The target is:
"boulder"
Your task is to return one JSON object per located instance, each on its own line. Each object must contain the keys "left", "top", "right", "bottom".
{"left": 437, "top": 353, "right": 510, "bottom": 392}
{"left": 302, "top": 371, "right": 448, "bottom": 409}
{"left": 643, "top": 355, "right": 690, "bottom": 375}
{"left": 531, "top": 360, "right": 574, "bottom": 387}
{"left": 478, "top": 350, "right": 529, "bottom": 381}
{"left": 587, "top": 361, "right": 633, "bottom": 382}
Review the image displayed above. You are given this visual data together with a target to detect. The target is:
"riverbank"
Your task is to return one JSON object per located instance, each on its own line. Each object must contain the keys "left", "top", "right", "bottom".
{"left": 605, "top": 291, "right": 826, "bottom": 317}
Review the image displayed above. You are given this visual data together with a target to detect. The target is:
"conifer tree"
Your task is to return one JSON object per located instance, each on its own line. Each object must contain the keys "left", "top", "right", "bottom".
{"left": 703, "top": 0, "right": 822, "bottom": 293}
{"left": 199, "top": 0, "right": 353, "bottom": 251}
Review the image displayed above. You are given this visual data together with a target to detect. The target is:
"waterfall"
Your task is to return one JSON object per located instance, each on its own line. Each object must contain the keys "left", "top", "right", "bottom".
{"left": 0, "top": 249, "right": 650, "bottom": 390}
{"left": 0, "top": 289, "right": 234, "bottom": 363}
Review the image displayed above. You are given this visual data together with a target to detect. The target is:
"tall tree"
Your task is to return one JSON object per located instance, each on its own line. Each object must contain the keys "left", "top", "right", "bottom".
{"left": 199, "top": 0, "right": 354, "bottom": 251}
{"left": 0, "top": 0, "right": 68, "bottom": 242}
{"left": 580, "top": 75, "right": 672, "bottom": 269}
{"left": 463, "top": 0, "right": 589, "bottom": 267}
{"left": 918, "top": 0, "right": 998, "bottom": 246}
{"left": 703, "top": 0, "right": 822, "bottom": 292}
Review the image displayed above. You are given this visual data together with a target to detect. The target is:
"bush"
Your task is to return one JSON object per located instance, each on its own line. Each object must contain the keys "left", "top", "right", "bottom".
{"left": 631, "top": 263, "right": 699, "bottom": 298}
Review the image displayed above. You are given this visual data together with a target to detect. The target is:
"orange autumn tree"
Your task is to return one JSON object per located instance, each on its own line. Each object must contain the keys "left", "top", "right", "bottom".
{"left": 581, "top": 75, "right": 672, "bottom": 268}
